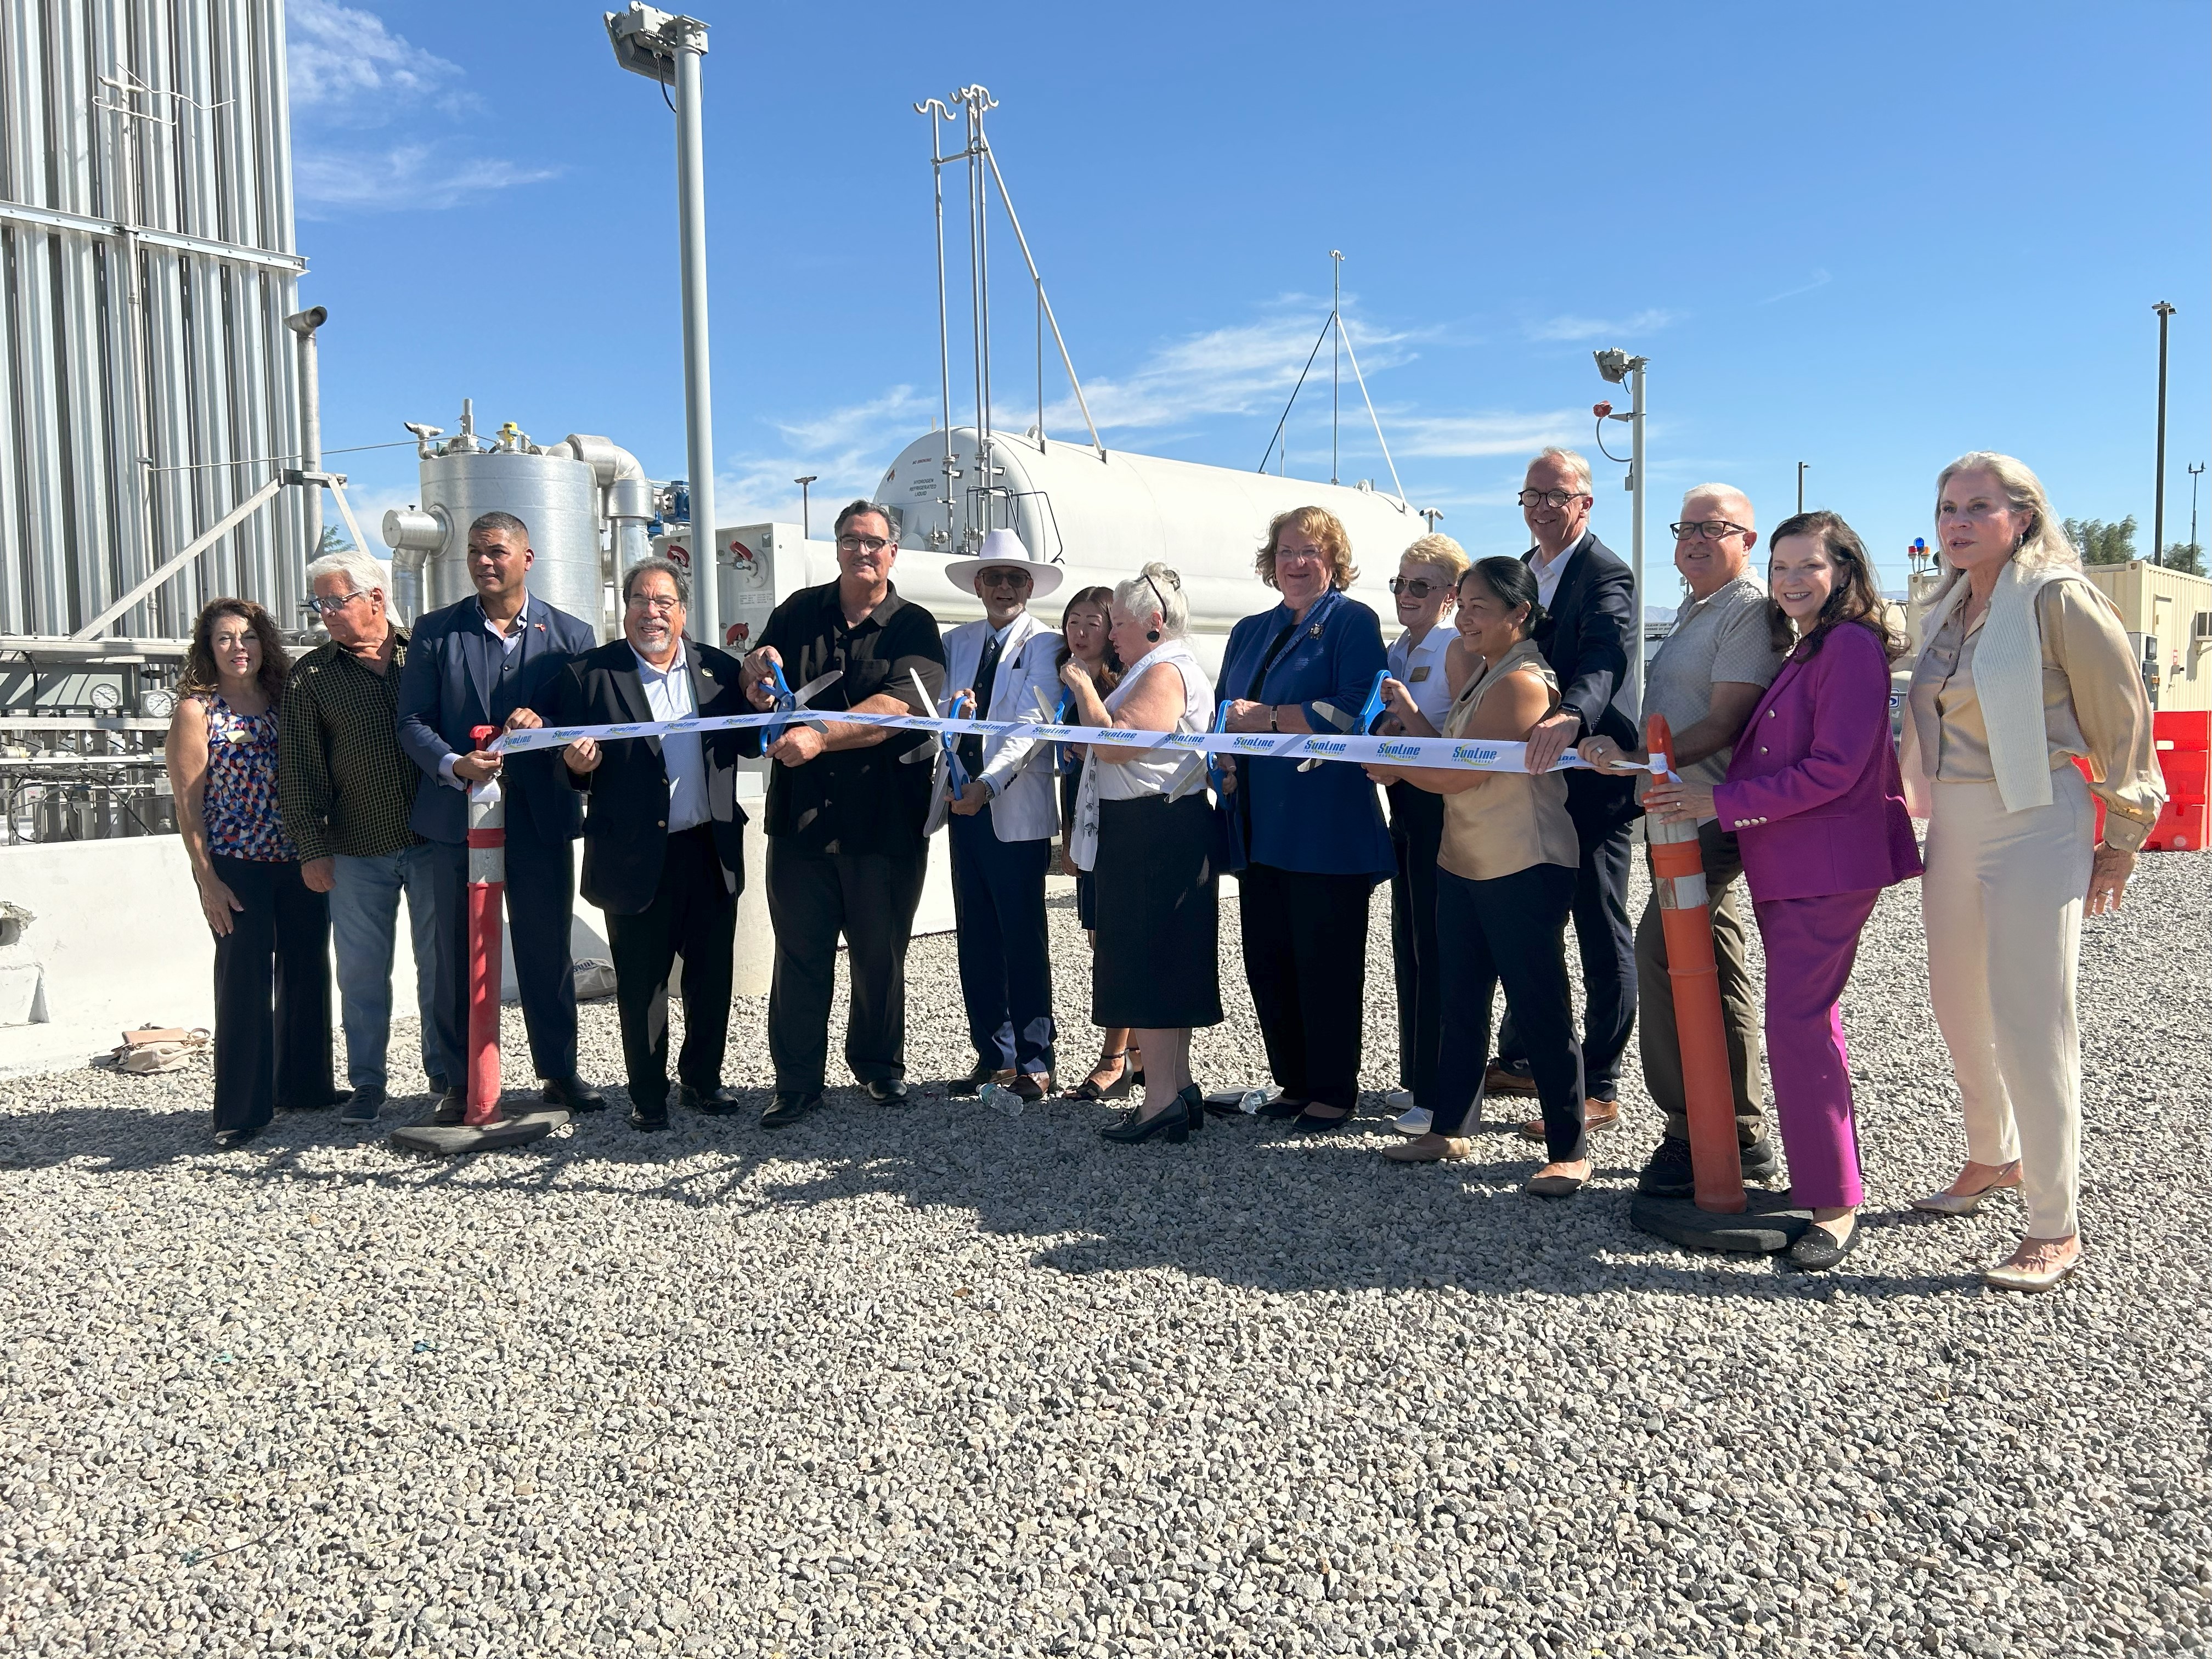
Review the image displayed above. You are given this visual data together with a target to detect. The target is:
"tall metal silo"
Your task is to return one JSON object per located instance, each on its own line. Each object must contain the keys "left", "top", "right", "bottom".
{"left": 0, "top": 0, "right": 307, "bottom": 642}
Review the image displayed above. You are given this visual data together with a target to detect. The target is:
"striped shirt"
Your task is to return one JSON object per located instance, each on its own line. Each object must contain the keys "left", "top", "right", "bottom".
{"left": 276, "top": 629, "right": 421, "bottom": 861}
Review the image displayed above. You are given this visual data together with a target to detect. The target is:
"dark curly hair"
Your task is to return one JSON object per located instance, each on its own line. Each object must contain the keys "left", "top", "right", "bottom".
{"left": 179, "top": 597, "right": 291, "bottom": 702}
{"left": 1764, "top": 511, "right": 1905, "bottom": 663}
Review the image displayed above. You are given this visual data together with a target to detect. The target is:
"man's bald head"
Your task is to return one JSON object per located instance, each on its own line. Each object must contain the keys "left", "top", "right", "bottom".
{"left": 1672, "top": 483, "right": 1758, "bottom": 599}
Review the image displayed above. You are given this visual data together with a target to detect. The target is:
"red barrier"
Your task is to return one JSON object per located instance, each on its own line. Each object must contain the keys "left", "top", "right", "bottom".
{"left": 1645, "top": 714, "right": 1746, "bottom": 1215}
{"left": 465, "top": 725, "right": 506, "bottom": 1127}
{"left": 2148, "top": 711, "right": 2209, "bottom": 852}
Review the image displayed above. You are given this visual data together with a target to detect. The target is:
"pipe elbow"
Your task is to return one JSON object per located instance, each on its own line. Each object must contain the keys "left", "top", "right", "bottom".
{"left": 382, "top": 506, "right": 444, "bottom": 568}
{"left": 561, "top": 434, "right": 647, "bottom": 488}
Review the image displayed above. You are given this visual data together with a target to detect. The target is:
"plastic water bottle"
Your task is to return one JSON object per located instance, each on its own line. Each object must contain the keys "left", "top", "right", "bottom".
{"left": 1237, "top": 1087, "right": 1271, "bottom": 1115}
{"left": 979, "top": 1081, "right": 1024, "bottom": 1120}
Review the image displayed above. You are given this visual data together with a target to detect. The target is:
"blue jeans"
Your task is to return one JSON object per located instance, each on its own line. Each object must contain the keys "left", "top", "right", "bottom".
{"left": 330, "top": 845, "right": 450, "bottom": 1091}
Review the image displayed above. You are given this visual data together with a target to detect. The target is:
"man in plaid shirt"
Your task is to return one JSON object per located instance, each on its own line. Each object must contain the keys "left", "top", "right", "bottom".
{"left": 279, "top": 549, "right": 450, "bottom": 1124}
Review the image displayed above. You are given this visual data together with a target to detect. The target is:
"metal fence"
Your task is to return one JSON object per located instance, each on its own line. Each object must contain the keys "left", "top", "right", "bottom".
{"left": 0, "top": 0, "right": 306, "bottom": 641}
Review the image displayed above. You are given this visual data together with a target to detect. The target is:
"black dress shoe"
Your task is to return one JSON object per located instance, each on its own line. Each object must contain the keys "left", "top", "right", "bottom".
{"left": 1100, "top": 1095, "right": 1190, "bottom": 1145}
{"left": 946, "top": 1062, "right": 998, "bottom": 1098}
{"left": 212, "top": 1123, "right": 263, "bottom": 1149}
{"left": 543, "top": 1076, "right": 606, "bottom": 1113}
{"left": 866, "top": 1077, "right": 911, "bottom": 1107}
{"left": 1638, "top": 1135, "right": 1780, "bottom": 1198}
{"left": 1292, "top": 1103, "right": 1359, "bottom": 1133}
{"left": 761, "top": 1091, "right": 825, "bottom": 1129}
{"left": 430, "top": 1087, "right": 467, "bottom": 1127}
{"left": 629, "top": 1102, "right": 670, "bottom": 1132}
{"left": 1788, "top": 1214, "right": 1862, "bottom": 1271}
{"left": 1256, "top": 1093, "right": 1308, "bottom": 1121}
{"left": 676, "top": 1083, "right": 744, "bottom": 1115}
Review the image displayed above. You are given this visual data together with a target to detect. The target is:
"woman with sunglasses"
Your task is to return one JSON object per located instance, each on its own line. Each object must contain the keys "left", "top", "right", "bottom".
{"left": 1052, "top": 585, "right": 1141, "bottom": 1102}
{"left": 1376, "top": 534, "right": 1468, "bottom": 1137}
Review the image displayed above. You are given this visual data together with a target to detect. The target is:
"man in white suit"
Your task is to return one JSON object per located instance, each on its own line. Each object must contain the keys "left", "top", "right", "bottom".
{"left": 939, "top": 530, "right": 1065, "bottom": 1101}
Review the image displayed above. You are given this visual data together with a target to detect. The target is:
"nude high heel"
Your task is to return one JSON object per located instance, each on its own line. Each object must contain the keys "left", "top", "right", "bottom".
{"left": 1910, "top": 1161, "right": 2022, "bottom": 1216}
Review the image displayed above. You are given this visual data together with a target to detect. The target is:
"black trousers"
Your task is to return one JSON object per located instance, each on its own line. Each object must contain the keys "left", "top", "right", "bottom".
{"left": 1387, "top": 783, "right": 1446, "bottom": 1109}
{"left": 1238, "top": 862, "right": 1374, "bottom": 1111}
{"left": 765, "top": 836, "right": 928, "bottom": 1093}
{"left": 949, "top": 805, "right": 1056, "bottom": 1074}
{"left": 1435, "top": 862, "right": 1586, "bottom": 1160}
{"left": 1497, "top": 812, "right": 1635, "bottom": 1099}
{"left": 430, "top": 793, "right": 578, "bottom": 1085}
{"left": 606, "top": 825, "right": 737, "bottom": 1108}
{"left": 208, "top": 855, "right": 334, "bottom": 1133}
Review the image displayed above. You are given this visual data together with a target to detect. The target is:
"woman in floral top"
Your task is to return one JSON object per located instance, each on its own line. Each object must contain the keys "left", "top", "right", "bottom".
{"left": 163, "top": 599, "right": 337, "bottom": 1146}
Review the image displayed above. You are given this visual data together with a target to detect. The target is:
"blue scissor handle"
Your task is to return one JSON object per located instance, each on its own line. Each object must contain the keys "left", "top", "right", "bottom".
{"left": 764, "top": 660, "right": 799, "bottom": 743}
{"left": 1205, "top": 699, "right": 1233, "bottom": 793}
{"left": 1352, "top": 668, "right": 1391, "bottom": 736}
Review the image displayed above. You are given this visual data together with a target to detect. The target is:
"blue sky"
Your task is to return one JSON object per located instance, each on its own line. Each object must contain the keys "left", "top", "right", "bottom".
{"left": 292, "top": 0, "right": 2211, "bottom": 594}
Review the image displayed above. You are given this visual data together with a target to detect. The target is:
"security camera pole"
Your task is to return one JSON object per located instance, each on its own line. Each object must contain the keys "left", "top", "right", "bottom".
{"left": 2153, "top": 301, "right": 2175, "bottom": 565}
{"left": 607, "top": 3, "right": 719, "bottom": 644}
{"left": 1594, "top": 348, "right": 1649, "bottom": 708}
{"left": 283, "top": 306, "right": 328, "bottom": 558}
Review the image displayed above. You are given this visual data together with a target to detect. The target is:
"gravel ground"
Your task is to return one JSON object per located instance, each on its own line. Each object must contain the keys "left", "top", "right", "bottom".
{"left": 2, "top": 849, "right": 2208, "bottom": 1659}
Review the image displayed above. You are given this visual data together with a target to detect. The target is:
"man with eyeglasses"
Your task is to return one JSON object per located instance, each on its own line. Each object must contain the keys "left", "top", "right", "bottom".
{"left": 1576, "top": 484, "right": 1786, "bottom": 1197}
{"left": 739, "top": 500, "right": 947, "bottom": 1128}
{"left": 1486, "top": 447, "right": 1643, "bottom": 1134}
{"left": 278, "top": 548, "right": 447, "bottom": 1125}
{"left": 398, "top": 511, "right": 605, "bottom": 1124}
{"left": 545, "top": 558, "right": 751, "bottom": 1131}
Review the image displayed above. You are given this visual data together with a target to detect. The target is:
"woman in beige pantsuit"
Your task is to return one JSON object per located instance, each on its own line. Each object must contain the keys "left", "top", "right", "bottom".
{"left": 1902, "top": 453, "right": 2163, "bottom": 1293}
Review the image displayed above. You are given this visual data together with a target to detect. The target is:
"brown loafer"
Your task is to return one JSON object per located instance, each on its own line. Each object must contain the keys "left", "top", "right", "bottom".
{"left": 1519, "top": 1098, "right": 1619, "bottom": 1141}
{"left": 1383, "top": 1134, "right": 1474, "bottom": 1163}
{"left": 1483, "top": 1062, "right": 1538, "bottom": 1097}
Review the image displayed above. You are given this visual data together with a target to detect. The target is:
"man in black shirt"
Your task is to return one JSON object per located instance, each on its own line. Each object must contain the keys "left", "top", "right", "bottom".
{"left": 740, "top": 500, "right": 947, "bottom": 1127}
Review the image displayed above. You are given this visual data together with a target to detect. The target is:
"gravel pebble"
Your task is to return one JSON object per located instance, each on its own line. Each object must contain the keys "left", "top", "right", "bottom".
{"left": 2, "top": 850, "right": 2207, "bottom": 1659}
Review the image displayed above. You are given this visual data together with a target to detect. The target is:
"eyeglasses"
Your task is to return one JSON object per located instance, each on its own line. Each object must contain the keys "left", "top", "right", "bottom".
{"left": 625, "top": 593, "right": 682, "bottom": 614}
{"left": 976, "top": 568, "right": 1031, "bottom": 589}
{"left": 1518, "top": 488, "right": 1590, "bottom": 509}
{"left": 836, "top": 534, "right": 893, "bottom": 554}
{"left": 305, "top": 590, "right": 367, "bottom": 616}
{"left": 1387, "top": 577, "right": 1445, "bottom": 597}
{"left": 1669, "top": 520, "right": 1754, "bottom": 542}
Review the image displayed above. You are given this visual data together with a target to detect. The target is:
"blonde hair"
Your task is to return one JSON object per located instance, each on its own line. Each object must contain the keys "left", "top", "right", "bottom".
{"left": 1932, "top": 453, "right": 2079, "bottom": 591}
{"left": 1400, "top": 532, "right": 1469, "bottom": 583}
{"left": 1256, "top": 505, "right": 1357, "bottom": 591}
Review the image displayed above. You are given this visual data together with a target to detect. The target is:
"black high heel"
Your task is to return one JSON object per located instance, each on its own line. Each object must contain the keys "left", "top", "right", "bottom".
{"left": 1179, "top": 1083, "right": 1205, "bottom": 1134}
{"left": 1100, "top": 1094, "right": 1190, "bottom": 1145}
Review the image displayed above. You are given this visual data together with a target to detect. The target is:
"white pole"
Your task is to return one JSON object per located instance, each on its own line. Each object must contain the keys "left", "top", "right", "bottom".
{"left": 672, "top": 24, "right": 718, "bottom": 644}
{"left": 1629, "top": 357, "right": 1647, "bottom": 713}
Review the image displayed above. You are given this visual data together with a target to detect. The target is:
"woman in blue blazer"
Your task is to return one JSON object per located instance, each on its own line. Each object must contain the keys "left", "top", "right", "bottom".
{"left": 1216, "top": 507, "right": 1394, "bottom": 1128}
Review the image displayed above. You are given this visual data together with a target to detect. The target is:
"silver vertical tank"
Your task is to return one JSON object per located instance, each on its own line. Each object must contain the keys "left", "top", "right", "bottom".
{"left": 381, "top": 402, "right": 607, "bottom": 632}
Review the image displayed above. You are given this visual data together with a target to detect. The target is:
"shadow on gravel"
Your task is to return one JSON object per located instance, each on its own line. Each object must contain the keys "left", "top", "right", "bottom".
{"left": 1, "top": 1086, "right": 1987, "bottom": 1301}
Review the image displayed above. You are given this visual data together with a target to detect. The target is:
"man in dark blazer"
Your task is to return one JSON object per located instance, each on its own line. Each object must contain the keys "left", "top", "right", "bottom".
{"left": 549, "top": 557, "right": 748, "bottom": 1131}
{"left": 396, "top": 510, "right": 603, "bottom": 1121}
{"left": 1491, "top": 447, "right": 1642, "bottom": 1126}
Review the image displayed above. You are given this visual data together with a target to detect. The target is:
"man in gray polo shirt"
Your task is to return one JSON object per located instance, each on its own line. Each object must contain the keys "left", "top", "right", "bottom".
{"left": 1577, "top": 483, "right": 1785, "bottom": 1197}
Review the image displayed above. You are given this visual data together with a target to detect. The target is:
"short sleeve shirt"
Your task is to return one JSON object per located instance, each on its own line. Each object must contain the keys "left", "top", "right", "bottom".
{"left": 1644, "top": 574, "right": 1785, "bottom": 792}
{"left": 756, "top": 579, "right": 947, "bottom": 853}
{"left": 1386, "top": 626, "right": 1456, "bottom": 730}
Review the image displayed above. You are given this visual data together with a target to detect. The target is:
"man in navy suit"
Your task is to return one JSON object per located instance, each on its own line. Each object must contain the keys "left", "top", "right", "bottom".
{"left": 1491, "top": 448, "right": 1642, "bottom": 1130}
{"left": 397, "top": 511, "right": 604, "bottom": 1121}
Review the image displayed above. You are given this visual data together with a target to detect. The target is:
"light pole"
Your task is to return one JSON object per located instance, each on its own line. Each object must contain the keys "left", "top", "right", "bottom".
{"left": 794, "top": 475, "right": 817, "bottom": 540}
{"left": 607, "top": 4, "right": 719, "bottom": 643}
{"left": 2153, "top": 300, "right": 2175, "bottom": 565}
{"left": 1796, "top": 461, "right": 1808, "bottom": 515}
{"left": 2190, "top": 461, "right": 2204, "bottom": 561}
{"left": 1595, "top": 347, "right": 1649, "bottom": 710}
{"left": 283, "top": 306, "right": 328, "bottom": 557}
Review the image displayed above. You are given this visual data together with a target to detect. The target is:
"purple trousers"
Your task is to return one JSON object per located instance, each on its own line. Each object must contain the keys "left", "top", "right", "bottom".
{"left": 1751, "top": 887, "right": 1882, "bottom": 1209}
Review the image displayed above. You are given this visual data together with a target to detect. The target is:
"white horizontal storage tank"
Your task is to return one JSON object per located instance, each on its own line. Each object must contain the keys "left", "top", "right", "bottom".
{"left": 871, "top": 428, "right": 1429, "bottom": 668}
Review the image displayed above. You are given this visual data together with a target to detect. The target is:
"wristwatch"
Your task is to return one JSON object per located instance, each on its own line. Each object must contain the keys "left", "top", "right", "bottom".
{"left": 1268, "top": 706, "right": 1279, "bottom": 733}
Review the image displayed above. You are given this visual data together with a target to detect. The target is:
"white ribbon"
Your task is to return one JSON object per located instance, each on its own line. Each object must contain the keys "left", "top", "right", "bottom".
{"left": 497, "top": 707, "right": 1646, "bottom": 774}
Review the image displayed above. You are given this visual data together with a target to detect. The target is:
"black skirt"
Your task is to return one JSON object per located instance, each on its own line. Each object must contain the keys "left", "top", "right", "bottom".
{"left": 1091, "top": 793, "right": 1222, "bottom": 1030}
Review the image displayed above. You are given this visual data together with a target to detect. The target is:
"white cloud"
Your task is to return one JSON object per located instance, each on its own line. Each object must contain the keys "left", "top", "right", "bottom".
{"left": 287, "top": 0, "right": 470, "bottom": 123}
{"left": 294, "top": 142, "right": 560, "bottom": 215}
{"left": 1758, "top": 268, "right": 1832, "bottom": 305}
{"left": 1390, "top": 409, "right": 1588, "bottom": 460}
{"left": 1523, "top": 308, "right": 1682, "bottom": 343}
{"left": 710, "top": 387, "right": 938, "bottom": 527}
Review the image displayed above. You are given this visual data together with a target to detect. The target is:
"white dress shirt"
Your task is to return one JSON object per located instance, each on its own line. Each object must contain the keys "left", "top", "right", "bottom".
{"left": 633, "top": 642, "right": 708, "bottom": 833}
{"left": 1386, "top": 624, "right": 1457, "bottom": 731}
{"left": 1530, "top": 528, "right": 1587, "bottom": 613}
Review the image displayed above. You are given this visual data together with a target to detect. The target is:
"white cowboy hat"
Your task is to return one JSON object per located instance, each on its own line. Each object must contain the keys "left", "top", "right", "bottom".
{"left": 943, "top": 528, "right": 1063, "bottom": 599}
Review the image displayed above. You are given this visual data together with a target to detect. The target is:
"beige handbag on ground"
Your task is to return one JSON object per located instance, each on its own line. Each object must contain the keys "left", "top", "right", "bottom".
{"left": 109, "top": 1026, "right": 211, "bottom": 1074}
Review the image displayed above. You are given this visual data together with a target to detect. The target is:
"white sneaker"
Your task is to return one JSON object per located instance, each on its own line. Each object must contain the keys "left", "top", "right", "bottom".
{"left": 1391, "top": 1105, "right": 1432, "bottom": 1137}
{"left": 1384, "top": 1088, "right": 1415, "bottom": 1110}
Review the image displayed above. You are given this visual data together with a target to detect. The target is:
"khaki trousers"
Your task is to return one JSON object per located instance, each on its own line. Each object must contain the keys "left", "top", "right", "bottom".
{"left": 1922, "top": 770, "right": 2094, "bottom": 1239}
{"left": 1637, "top": 819, "right": 1767, "bottom": 1145}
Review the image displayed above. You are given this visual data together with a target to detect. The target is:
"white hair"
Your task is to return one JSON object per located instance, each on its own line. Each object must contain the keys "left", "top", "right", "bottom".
{"left": 1113, "top": 562, "right": 1188, "bottom": 639}
{"left": 1529, "top": 446, "right": 1593, "bottom": 495}
{"left": 1680, "top": 482, "right": 1755, "bottom": 529}
{"left": 305, "top": 548, "right": 387, "bottom": 596}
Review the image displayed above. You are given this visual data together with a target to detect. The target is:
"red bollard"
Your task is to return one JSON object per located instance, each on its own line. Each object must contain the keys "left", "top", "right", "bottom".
{"left": 1644, "top": 714, "right": 1746, "bottom": 1215}
{"left": 464, "top": 724, "right": 506, "bottom": 1128}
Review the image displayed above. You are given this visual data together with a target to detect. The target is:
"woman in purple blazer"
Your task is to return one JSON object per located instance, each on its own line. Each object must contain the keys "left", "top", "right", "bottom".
{"left": 1645, "top": 511, "right": 1921, "bottom": 1270}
